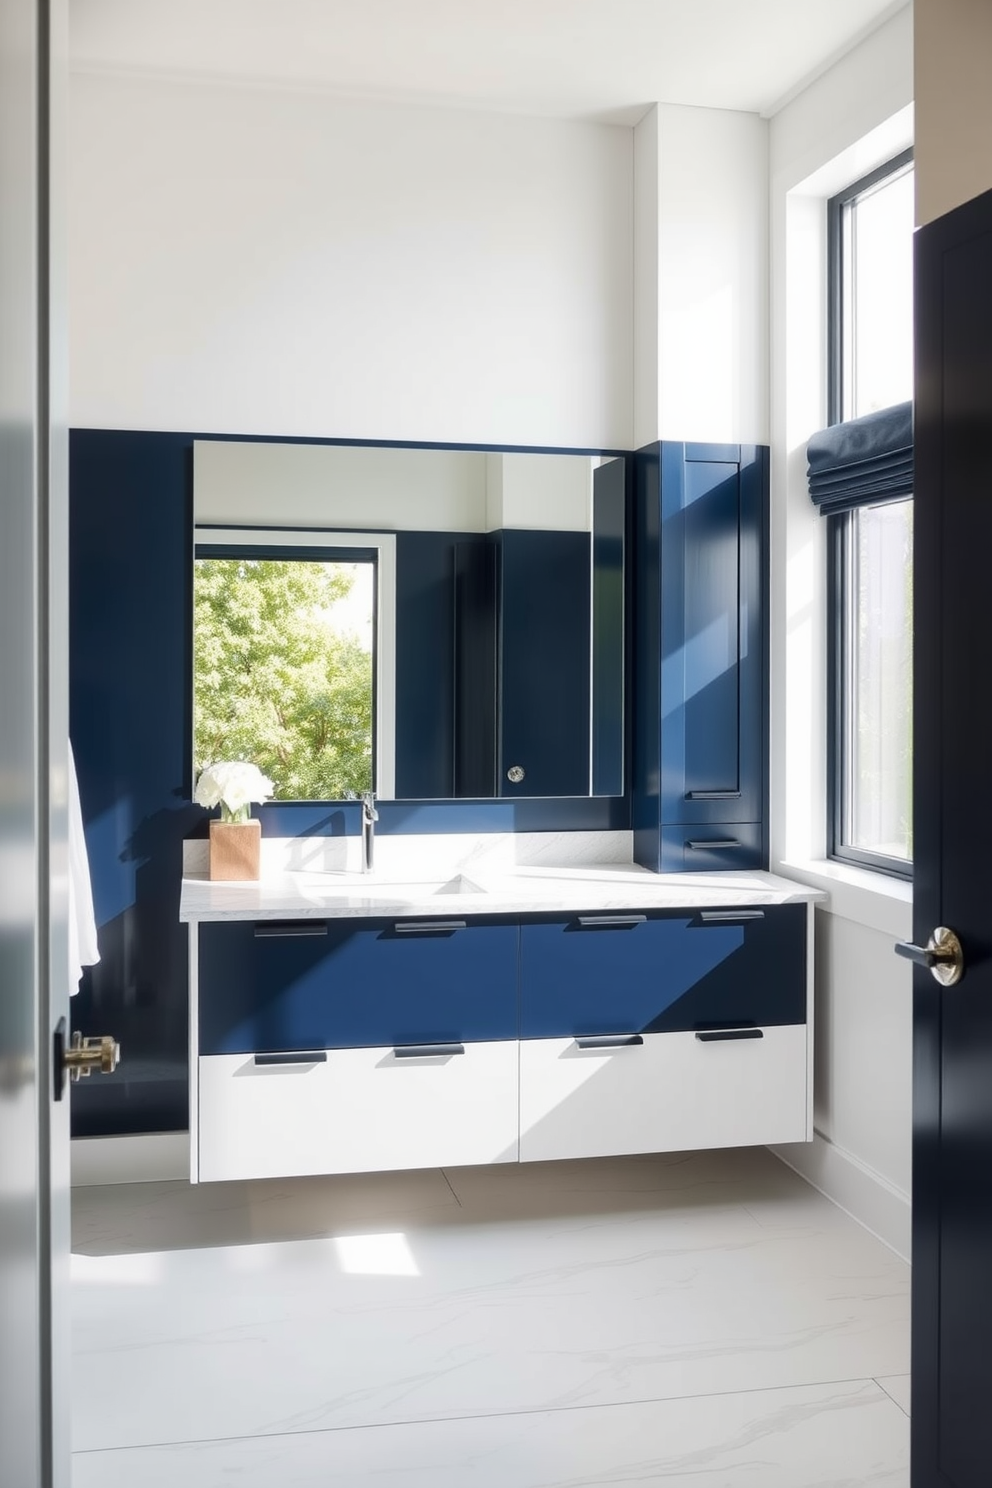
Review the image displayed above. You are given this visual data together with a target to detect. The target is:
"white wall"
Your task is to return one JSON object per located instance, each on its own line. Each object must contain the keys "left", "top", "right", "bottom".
{"left": 486, "top": 452, "right": 592, "bottom": 531}
{"left": 68, "top": 73, "right": 633, "bottom": 449}
{"left": 194, "top": 440, "right": 489, "bottom": 531}
{"left": 916, "top": 0, "right": 992, "bottom": 225}
{"left": 634, "top": 102, "right": 769, "bottom": 447}
{"left": 767, "top": 4, "right": 914, "bottom": 1257}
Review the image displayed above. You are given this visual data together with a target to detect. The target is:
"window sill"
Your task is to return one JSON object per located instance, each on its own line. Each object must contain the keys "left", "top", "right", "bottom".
{"left": 776, "top": 856, "right": 912, "bottom": 939}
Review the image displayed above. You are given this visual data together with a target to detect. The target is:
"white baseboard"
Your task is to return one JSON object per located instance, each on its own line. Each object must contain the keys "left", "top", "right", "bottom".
{"left": 71, "top": 1132, "right": 190, "bottom": 1187}
{"left": 769, "top": 1132, "right": 911, "bottom": 1262}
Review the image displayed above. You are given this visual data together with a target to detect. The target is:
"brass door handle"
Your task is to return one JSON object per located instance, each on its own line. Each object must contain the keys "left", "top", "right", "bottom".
{"left": 54, "top": 1019, "right": 120, "bottom": 1099}
{"left": 894, "top": 926, "right": 965, "bottom": 986}
{"left": 64, "top": 1030, "right": 120, "bottom": 1079}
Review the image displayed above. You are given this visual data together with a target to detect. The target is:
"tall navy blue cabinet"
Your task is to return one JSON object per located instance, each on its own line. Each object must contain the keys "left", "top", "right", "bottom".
{"left": 633, "top": 442, "right": 768, "bottom": 874}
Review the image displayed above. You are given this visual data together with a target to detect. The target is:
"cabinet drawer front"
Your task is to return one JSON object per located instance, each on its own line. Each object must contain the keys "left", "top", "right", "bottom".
{"left": 198, "top": 919, "right": 518, "bottom": 1055}
{"left": 519, "top": 1025, "right": 809, "bottom": 1163}
{"left": 658, "top": 822, "right": 764, "bottom": 873}
{"left": 519, "top": 904, "right": 806, "bottom": 1039}
{"left": 197, "top": 1043, "right": 519, "bottom": 1182}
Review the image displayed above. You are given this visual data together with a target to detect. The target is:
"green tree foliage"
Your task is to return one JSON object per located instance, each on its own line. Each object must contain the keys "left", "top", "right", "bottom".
{"left": 194, "top": 557, "right": 373, "bottom": 800}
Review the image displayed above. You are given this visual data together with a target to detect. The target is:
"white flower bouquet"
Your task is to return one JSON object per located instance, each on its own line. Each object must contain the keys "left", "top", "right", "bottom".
{"left": 194, "top": 761, "right": 274, "bottom": 823}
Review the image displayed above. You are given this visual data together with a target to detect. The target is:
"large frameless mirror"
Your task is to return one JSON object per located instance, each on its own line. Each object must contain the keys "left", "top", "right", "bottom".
{"left": 193, "top": 440, "right": 625, "bottom": 801}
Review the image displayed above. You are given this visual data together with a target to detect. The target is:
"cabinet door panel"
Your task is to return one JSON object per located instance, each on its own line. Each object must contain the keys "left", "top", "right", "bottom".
{"left": 519, "top": 1025, "right": 809, "bottom": 1163}
{"left": 660, "top": 449, "right": 764, "bottom": 825}
{"left": 198, "top": 1042, "right": 519, "bottom": 1182}
{"left": 519, "top": 905, "right": 806, "bottom": 1038}
{"left": 633, "top": 442, "right": 767, "bottom": 873}
{"left": 198, "top": 919, "right": 518, "bottom": 1055}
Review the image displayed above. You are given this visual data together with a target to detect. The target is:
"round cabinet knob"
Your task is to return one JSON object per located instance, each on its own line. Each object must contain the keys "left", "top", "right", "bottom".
{"left": 506, "top": 765, "right": 525, "bottom": 784}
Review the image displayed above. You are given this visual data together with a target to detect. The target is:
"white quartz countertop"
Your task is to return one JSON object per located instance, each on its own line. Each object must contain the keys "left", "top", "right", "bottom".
{"left": 179, "top": 865, "right": 823, "bottom": 923}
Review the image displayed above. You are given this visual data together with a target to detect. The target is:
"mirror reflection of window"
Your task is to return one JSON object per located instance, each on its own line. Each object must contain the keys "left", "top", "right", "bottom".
{"left": 193, "top": 552, "right": 375, "bottom": 801}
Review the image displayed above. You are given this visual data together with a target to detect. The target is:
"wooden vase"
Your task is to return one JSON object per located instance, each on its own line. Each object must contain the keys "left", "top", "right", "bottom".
{"left": 209, "top": 819, "right": 261, "bottom": 881}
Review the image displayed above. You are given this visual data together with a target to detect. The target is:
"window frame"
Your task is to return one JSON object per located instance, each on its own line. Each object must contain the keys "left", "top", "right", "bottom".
{"left": 826, "top": 148, "right": 914, "bottom": 881}
{"left": 193, "top": 527, "right": 397, "bottom": 802}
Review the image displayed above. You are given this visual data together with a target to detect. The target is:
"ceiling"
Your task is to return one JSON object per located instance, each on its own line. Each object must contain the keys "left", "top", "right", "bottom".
{"left": 69, "top": 0, "right": 909, "bottom": 124}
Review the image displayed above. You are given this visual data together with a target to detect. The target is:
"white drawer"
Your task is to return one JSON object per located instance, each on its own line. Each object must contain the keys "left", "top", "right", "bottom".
{"left": 519, "top": 1024, "right": 809, "bottom": 1163}
{"left": 197, "top": 1041, "right": 519, "bottom": 1182}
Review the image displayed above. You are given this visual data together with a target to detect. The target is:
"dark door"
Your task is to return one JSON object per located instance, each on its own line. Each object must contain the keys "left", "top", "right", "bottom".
{"left": 912, "top": 184, "right": 992, "bottom": 1486}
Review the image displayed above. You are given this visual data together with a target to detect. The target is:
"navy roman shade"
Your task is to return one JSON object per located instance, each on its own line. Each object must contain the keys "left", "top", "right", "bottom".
{"left": 806, "top": 400, "right": 913, "bottom": 515}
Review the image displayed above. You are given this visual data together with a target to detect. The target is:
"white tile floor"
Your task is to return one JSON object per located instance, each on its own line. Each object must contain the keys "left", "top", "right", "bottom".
{"left": 70, "top": 1148, "right": 910, "bottom": 1485}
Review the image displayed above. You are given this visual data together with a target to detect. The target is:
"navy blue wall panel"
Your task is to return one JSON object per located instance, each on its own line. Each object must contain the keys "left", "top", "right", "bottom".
{"left": 632, "top": 442, "right": 664, "bottom": 871}
{"left": 592, "top": 458, "right": 626, "bottom": 797}
{"left": 70, "top": 429, "right": 198, "bottom": 1136}
{"left": 498, "top": 529, "right": 591, "bottom": 797}
{"left": 198, "top": 919, "right": 519, "bottom": 1053}
{"left": 394, "top": 530, "right": 462, "bottom": 799}
{"left": 453, "top": 536, "right": 497, "bottom": 796}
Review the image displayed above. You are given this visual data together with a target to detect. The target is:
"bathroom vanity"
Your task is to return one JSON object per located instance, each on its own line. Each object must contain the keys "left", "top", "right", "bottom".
{"left": 180, "top": 860, "right": 819, "bottom": 1184}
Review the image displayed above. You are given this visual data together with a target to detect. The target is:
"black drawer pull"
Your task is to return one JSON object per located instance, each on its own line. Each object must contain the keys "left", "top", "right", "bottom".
{"left": 695, "top": 1028, "right": 764, "bottom": 1043}
{"left": 575, "top": 1033, "right": 644, "bottom": 1049}
{"left": 575, "top": 915, "right": 647, "bottom": 930}
{"left": 254, "top": 921, "right": 328, "bottom": 938}
{"left": 393, "top": 920, "right": 467, "bottom": 935}
{"left": 253, "top": 1050, "right": 328, "bottom": 1065}
{"left": 699, "top": 909, "right": 766, "bottom": 923}
{"left": 686, "top": 839, "right": 741, "bottom": 850}
{"left": 392, "top": 1042, "right": 465, "bottom": 1058}
{"left": 685, "top": 790, "right": 742, "bottom": 801}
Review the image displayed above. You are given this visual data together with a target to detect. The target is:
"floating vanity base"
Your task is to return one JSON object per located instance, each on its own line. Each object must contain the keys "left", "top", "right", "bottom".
{"left": 181, "top": 868, "right": 819, "bottom": 1185}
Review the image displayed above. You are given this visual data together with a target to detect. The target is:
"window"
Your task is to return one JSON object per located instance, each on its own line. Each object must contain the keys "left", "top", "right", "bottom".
{"left": 193, "top": 530, "right": 397, "bottom": 802}
{"left": 827, "top": 151, "right": 914, "bottom": 876}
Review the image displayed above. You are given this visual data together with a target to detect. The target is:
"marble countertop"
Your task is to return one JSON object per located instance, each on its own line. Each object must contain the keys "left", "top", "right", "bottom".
{"left": 179, "top": 864, "right": 823, "bottom": 923}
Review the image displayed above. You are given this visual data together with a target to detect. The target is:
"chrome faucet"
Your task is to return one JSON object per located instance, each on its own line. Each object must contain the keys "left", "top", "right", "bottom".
{"left": 361, "top": 791, "right": 378, "bottom": 873}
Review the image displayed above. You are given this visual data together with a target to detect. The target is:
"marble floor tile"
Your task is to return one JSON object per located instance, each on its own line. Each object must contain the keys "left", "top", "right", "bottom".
{"left": 877, "top": 1374, "right": 911, "bottom": 1415}
{"left": 442, "top": 1150, "right": 854, "bottom": 1230}
{"left": 72, "top": 1153, "right": 909, "bottom": 1453}
{"left": 72, "top": 1377, "right": 910, "bottom": 1487}
{"left": 71, "top": 1166, "right": 461, "bottom": 1255}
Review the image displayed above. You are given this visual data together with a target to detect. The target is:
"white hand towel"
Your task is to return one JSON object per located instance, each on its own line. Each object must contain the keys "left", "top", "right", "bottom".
{"left": 68, "top": 739, "right": 100, "bottom": 993}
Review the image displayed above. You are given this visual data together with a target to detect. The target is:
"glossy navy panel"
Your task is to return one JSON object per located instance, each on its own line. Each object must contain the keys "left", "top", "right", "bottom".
{"left": 69, "top": 430, "right": 198, "bottom": 1136}
{"left": 198, "top": 919, "right": 519, "bottom": 1053}
{"left": 453, "top": 536, "right": 497, "bottom": 796}
{"left": 592, "top": 458, "right": 626, "bottom": 796}
{"left": 519, "top": 904, "right": 806, "bottom": 1039}
{"left": 681, "top": 461, "right": 741, "bottom": 797}
{"left": 632, "top": 441, "right": 663, "bottom": 871}
{"left": 395, "top": 530, "right": 462, "bottom": 798}
{"left": 186, "top": 794, "right": 630, "bottom": 840}
{"left": 498, "top": 529, "right": 591, "bottom": 798}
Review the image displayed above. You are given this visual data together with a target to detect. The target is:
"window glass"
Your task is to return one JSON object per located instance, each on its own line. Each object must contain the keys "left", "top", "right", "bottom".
{"left": 842, "top": 499, "right": 913, "bottom": 862}
{"left": 845, "top": 166, "right": 915, "bottom": 418}
{"left": 193, "top": 554, "right": 375, "bottom": 800}
{"left": 830, "top": 154, "right": 914, "bottom": 876}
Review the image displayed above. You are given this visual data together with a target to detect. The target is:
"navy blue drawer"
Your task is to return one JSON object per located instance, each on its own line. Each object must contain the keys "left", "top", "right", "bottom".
{"left": 519, "top": 903, "right": 806, "bottom": 1039}
{"left": 659, "top": 822, "right": 764, "bottom": 872}
{"left": 198, "top": 918, "right": 519, "bottom": 1055}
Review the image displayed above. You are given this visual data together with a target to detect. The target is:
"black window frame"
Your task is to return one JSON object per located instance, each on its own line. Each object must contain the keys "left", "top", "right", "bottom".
{"left": 826, "top": 148, "right": 914, "bottom": 881}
